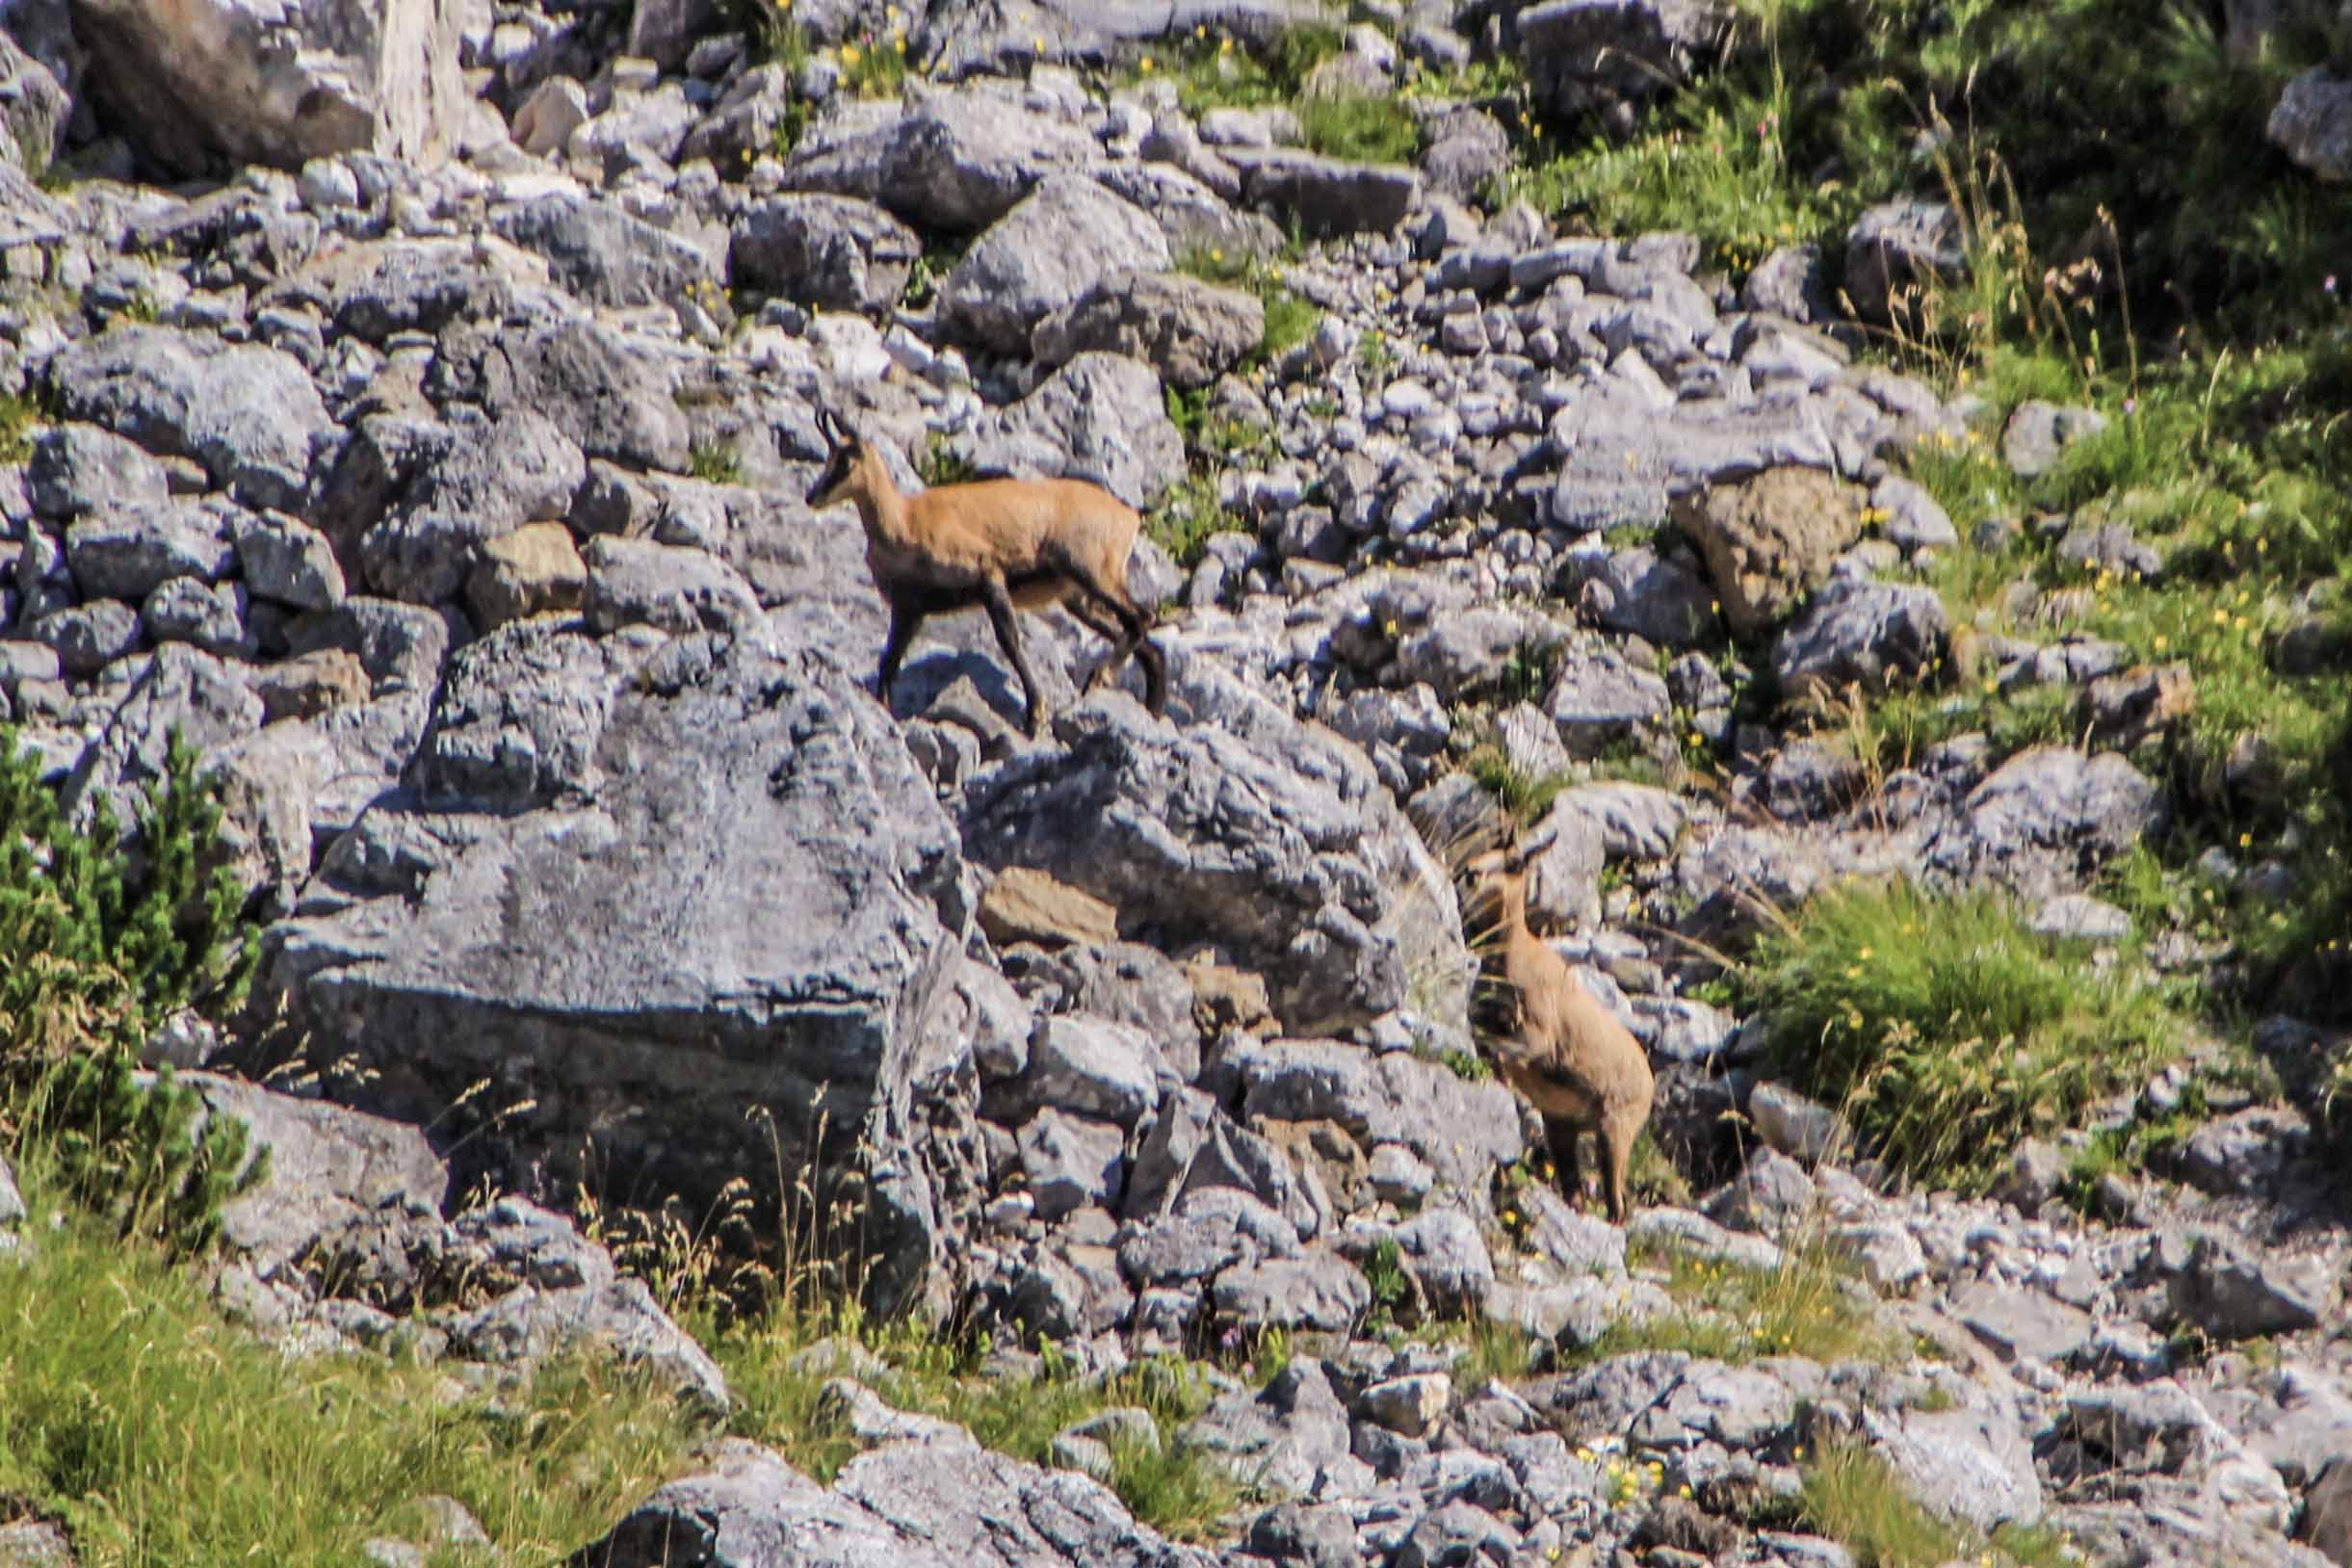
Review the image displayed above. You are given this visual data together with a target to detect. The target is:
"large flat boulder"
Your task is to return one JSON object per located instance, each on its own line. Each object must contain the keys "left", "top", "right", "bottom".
{"left": 258, "top": 628, "right": 972, "bottom": 1313}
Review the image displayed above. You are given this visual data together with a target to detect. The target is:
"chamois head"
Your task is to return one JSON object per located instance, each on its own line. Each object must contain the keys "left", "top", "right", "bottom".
{"left": 1461, "top": 825, "right": 1559, "bottom": 942}
{"left": 804, "top": 408, "right": 867, "bottom": 510}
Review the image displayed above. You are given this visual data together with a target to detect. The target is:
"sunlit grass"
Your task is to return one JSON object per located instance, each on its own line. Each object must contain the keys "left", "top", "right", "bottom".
{"left": 1736, "top": 880, "right": 2187, "bottom": 1189}
{"left": 0, "top": 1159, "right": 704, "bottom": 1566}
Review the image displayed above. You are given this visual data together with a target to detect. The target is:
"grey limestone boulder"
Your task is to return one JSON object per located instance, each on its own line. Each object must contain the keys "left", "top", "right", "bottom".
{"left": 257, "top": 630, "right": 971, "bottom": 1314}
{"left": 2002, "top": 400, "right": 2110, "bottom": 480}
{"left": 575, "top": 1426, "right": 1217, "bottom": 1568}
{"left": 1223, "top": 146, "right": 1421, "bottom": 238}
{"left": 491, "top": 196, "right": 726, "bottom": 314}
{"left": 961, "top": 680, "right": 1470, "bottom": 1038}
{"left": 1769, "top": 579, "right": 1951, "bottom": 700}
{"left": 1925, "top": 745, "right": 2165, "bottom": 901}
{"left": 192, "top": 1070, "right": 449, "bottom": 1276}
{"left": 144, "top": 578, "right": 253, "bottom": 658}
{"left": 2268, "top": 65, "right": 2352, "bottom": 182}
{"left": 28, "top": 424, "right": 170, "bottom": 520}
{"left": 582, "top": 536, "right": 765, "bottom": 637}
{"left": 782, "top": 90, "right": 1104, "bottom": 233}
{"left": 429, "top": 314, "right": 690, "bottom": 474}
{"left": 356, "top": 409, "right": 586, "bottom": 606}
{"left": 1033, "top": 270, "right": 1265, "bottom": 390}
{"left": 956, "top": 352, "right": 1187, "bottom": 510}
{"left": 48, "top": 326, "right": 331, "bottom": 511}
{"left": 440, "top": 1198, "right": 731, "bottom": 1413}
{"left": 231, "top": 510, "right": 346, "bottom": 612}
{"left": 1515, "top": 0, "right": 1731, "bottom": 120}
{"left": 942, "top": 174, "right": 1172, "bottom": 356}
{"left": 65, "top": 499, "right": 239, "bottom": 602}
{"left": 71, "top": 0, "right": 468, "bottom": 175}
{"left": 0, "top": 31, "right": 67, "bottom": 174}
{"left": 1861, "top": 1400, "right": 2044, "bottom": 1531}
{"left": 27, "top": 600, "right": 144, "bottom": 677}
{"left": 730, "top": 193, "right": 922, "bottom": 313}
{"left": 1844, "top": 200, "right": 1968, "bottom": 326}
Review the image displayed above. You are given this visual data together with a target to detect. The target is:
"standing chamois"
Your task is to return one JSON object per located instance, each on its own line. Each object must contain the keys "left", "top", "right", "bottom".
{"left": 803, "top": 409, "right": 1167, "bottom": 737}
{"left": 1467, "top": 837, "right": 1657, "bottom": 1225}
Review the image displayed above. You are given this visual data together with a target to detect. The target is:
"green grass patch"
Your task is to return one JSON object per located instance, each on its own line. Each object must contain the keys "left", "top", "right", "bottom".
{"left": 902, "top": 237, "right": 970, "bottom": 310}
{"left": 1462, "top": 745, "right": 1572, "bottom": 829}
{"left": 0, "top": 1160, "right": 705, "bottom": 1565}
{"left": 1296, "top": 92, "right": 1421, "bottom": 164}
{"left": 0, "top": 392, "right": 38, "bottom": 464}
{"left": 1138, "top": 24, "right": 1345, "bottom": 118}
{"left": 916, "top": 431, "right": 977, "bottom": 488}
{"left": 1565, "top": 1232, "right": 1904, "bottom": 1368}
{"left": 1798, "top": 1436, "right": 2075, "bottom": 1568}
{"left": 1736, "top": 879, "right": 2185, "bottom": 1190}
{"left": 689, "top": 441, "right": 745, "bottom": 485}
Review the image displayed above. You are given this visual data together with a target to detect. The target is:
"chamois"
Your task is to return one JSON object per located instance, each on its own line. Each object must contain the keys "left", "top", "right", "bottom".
{"left": 803, "top": 409, "right": 1167, "bottom": 738}
{"left": 1467, "top": 838, "right": 1657, "bottom": 1225}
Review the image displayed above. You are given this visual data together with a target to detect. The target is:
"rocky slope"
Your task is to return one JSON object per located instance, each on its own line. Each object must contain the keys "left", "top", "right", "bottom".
{"left": 0, "top": 0, "right": 2347, "bottom": 1564}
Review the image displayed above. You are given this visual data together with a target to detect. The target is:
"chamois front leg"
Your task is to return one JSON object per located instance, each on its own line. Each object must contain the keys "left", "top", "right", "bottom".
{"left": 979, "top": 577, "right": 1048, "bottom": 738}
{"left": 875, "top": 601, "right": 921, "bottom": 714}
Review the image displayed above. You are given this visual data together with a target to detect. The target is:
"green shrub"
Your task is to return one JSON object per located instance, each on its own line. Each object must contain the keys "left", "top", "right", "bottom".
{"left": 0, "top": 728, "right": 261, "bottom": 1253}
{"left": 1738, "top": 879, "right": 2183, "bottom": 1189}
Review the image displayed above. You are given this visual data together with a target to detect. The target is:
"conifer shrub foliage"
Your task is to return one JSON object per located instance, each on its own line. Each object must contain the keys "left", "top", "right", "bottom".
{"left": 0, "top": 728, "right": 264, "bottom": 1253}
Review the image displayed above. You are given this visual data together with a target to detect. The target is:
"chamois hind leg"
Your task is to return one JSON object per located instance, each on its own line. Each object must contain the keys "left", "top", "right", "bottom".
{"left": 979, "top": 577, "right": 1047, "bottom": 738}
{"left": 1597, "top": 1111, "right": 1639, "bottom": 1226}
{"left": 1060, "top": 559, "right": 1167, "bottom": 716}
{"left": 875, "top": 601, "right": 922, "bottom": 714}
{"left": 1060, "top": 595, "right": 1131, "bottom": 689}
{"left": 1543, "top": 1113, "right": 1588, "bottom": 1213}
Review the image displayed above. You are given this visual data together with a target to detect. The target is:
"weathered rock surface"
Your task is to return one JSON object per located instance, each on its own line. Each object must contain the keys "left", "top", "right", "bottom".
{"left": 260, "top": 630, "right": 970, "bottom": 1312}
{"left": 73, "top": 0, "right": 468, "bottom": 174}
{"left": 961, "top": 686, "right": 1469, "bottom": 1037}
{"left": 1671, "top": 467, "right": 1865, "bottom": 635}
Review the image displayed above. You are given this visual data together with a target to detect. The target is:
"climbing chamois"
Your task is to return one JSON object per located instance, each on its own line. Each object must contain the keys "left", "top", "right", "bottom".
{"left": 1467, "top": 837, "right": 1657, "bottom": 1225}
{"left": 803, "top": 409, "right": 1167, "bottom": 738}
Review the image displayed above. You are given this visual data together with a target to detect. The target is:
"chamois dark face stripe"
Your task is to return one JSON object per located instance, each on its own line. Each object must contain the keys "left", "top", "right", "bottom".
{"left": 805, "top": 440, "right": 856, "bottom": 508}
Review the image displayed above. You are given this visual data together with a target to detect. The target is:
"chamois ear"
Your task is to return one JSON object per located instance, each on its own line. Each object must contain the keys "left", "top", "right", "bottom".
{"left": 1495, "top": 824, "right": 1557, "bottom": 877}
{"left": 815, "top": 407, "right": 847, "bottom": 449}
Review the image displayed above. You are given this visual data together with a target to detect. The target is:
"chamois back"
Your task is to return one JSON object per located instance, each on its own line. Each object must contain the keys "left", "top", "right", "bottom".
{"left": 804, "top": 410, "right": 1165, "bottom": 733}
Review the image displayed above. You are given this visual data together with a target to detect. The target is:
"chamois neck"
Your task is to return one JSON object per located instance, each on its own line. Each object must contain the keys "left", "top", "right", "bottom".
{"left": 850, "top": 450, "right": 914, "bottom": 549}
{"left": 1493, "top": 873, "right": 1530, "bottom": 944}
